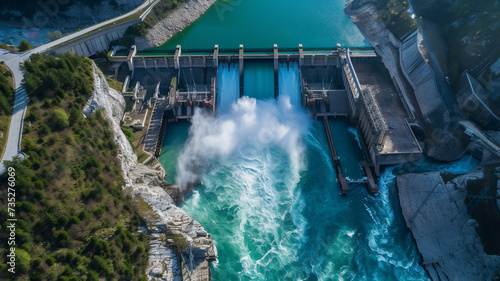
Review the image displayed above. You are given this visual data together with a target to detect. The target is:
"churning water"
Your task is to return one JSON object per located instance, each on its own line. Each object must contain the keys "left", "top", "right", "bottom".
{"left": 156, "top": 64, "right": 483, "bottom": 280}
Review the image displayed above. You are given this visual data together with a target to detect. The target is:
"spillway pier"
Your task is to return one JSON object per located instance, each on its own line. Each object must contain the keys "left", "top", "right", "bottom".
{"left": 323, "top": 116, "right": 349, "bottom": 195}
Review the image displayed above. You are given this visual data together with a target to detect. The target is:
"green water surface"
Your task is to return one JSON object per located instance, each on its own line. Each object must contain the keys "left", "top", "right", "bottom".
{"left": 144, "top": 0, "right": 369, "bottom": 52}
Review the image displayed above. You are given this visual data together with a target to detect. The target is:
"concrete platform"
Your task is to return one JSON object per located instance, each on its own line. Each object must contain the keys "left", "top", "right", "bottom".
{"left": 353, "top": 62, "right": 421, "bottom": 155}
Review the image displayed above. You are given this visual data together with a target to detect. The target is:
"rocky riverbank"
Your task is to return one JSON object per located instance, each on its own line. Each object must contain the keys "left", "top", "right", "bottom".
{"left": 135, "top": 0, "right": 216, "bottom": 50}
{"left": 397, "top": 171, "right": 500, "bottom": 281}
{"left": 87, "top": 63, "right": 216, "bottom": 280}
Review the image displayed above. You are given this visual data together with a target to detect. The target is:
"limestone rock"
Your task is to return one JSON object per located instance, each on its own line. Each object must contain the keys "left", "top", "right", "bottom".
{"left": 135, "top": 0, "right": 217, "bottom": 50}
{"left": 88, "top": 63, "right": 216, "bottom": 280}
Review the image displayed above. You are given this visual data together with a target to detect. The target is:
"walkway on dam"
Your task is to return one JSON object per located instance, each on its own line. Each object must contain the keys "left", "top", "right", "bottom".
{"left": 0, "top": 0, "right": 159, "bottom": 174}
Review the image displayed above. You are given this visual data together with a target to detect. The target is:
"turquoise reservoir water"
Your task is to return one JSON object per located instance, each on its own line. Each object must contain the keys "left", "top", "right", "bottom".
{"left": 147, "top": 0, "right": 369, "bottom": 51}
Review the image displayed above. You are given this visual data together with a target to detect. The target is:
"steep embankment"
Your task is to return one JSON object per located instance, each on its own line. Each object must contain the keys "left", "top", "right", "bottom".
{"left": 398, "top": 171, "right": 500, "bottom": 281}
{"left": 89, "top": 64, "right": 216, "bottom": 280}
{"left": 135, "top": 0, "right": 216, "bottom": 50}
{"left": 0, "top": 54, "right": 150, "bottom": 280}
{"left": 345, "top": 0, "right": 466, "bottom": 162}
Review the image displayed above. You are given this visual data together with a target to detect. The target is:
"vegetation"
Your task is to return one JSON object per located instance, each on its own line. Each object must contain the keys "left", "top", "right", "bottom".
{"left": 18, "top": 40, "right": 33, "bottom": 52}
{"left": 0, "top": 44, "right": 17, "bottom": 52}
{"left": 412, "top": 0, "right": 500, "bottom": 83}
{"left": 0, "top": 63, "right": 15, "bottom": 158}
{"left": 121, "top": 123, "right": 151, "bottom": 164}
{"left": 0, "top": 63, "right": 15, "bottom": 115}
{"left": 0, "top": 53, "right": 149, "bottom": 280}
{"left": 165, "top": 229, "right": 188, "bottom": 254}
{"left": 106, "top": 77, "right": 124, "bottom": 92}
{"left": 377, "top": 0, "right": 420, "bottom": 39}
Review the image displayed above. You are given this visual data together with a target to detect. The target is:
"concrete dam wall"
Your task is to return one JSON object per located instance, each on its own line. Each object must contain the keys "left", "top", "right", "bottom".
{"left": 399, "top": 31, "right": 450, "bottom": 129}
{"left": 117, "top": 44, "right": 421, "bottom": 186}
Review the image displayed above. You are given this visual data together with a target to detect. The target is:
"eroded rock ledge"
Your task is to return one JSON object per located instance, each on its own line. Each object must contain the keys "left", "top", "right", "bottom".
{"left": 135, "top": 0, "right": 217, "bottom": 50}
{"left": 397, "top": 171, "right": 500, "bottom": 281}
{"left": 87, "top": 63, "right": 216, "bottom": 280}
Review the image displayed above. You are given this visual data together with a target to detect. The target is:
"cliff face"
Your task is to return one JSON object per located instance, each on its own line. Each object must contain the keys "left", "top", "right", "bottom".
{"left": 87, "top": 64, "right": 216, "bottom": 280}
{"left": 345, "top": 0, "right": 466, "bottom": 162}
{"left": 135, "top": 0, "right": 217, "bottom": 50}
{"left": 397, "top": 171, "right": 500, "bottom": 281}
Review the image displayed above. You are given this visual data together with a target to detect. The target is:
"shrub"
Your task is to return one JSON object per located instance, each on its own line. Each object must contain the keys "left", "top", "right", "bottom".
{"left": 31, "top": 257, "right": 42, "bottom": 268}
{"left": 56, "top": 231, "right": 70, "bottom": 246}
{"left": 57, "top": 215, "right": 69, "bottom": 227}
{"left": 50, "top": 108, "right": 69, "bottom": 130}
{"left": 45, "top": 256, "right": 56, "bottom": 266}
{"left": 18, "top": 40, "right": 33, "bottom": 52}
{"left": 33, "top": 190, "right": 45, "bottom": 201}
{"left": 17, "top": 249, "right": 31, "bottom": 273}
{"left": 26, "top": 111, "right": 38, "bottom": 121}
{"left": 69, "top": 215, "right": 80, "bottom": 225}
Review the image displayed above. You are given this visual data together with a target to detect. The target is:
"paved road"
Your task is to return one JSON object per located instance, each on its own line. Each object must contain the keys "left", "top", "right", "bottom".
{"left": 0, "top": 0, "right": 158, "bottom": 173}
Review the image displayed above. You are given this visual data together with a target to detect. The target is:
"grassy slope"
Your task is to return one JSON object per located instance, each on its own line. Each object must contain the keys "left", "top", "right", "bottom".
{"left": 0, "top": 53, "right": 149, "bottom": 281}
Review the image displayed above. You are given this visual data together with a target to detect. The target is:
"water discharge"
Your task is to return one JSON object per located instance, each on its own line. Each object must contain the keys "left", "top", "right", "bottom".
{"left": 155, "top": 0, "right": 480, "bottom": 277}
{"left": 217, "top": 63, "right": 240, "bottom": 113}
{"left": 175, "top": 96, "right": 309, "bottom": 191}
{"left": 279, "top": 62, "right": 302, "bottom": 107}
{"left": 243, "top": 61, "right": 275, "bottom": 100}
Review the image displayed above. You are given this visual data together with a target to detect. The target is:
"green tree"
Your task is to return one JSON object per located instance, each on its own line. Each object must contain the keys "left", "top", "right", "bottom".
{"left": 17, "top": 249, "right": 31, "bottom": 273}
{"left": 18, "top": 40, "right": 33, "bottom": 52}
{"left": 50, "top": 109, "right": 69, "bottom": 130}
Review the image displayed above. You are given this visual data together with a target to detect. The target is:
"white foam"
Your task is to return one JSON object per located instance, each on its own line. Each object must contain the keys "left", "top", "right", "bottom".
{"left": 176, "top": 97, "right": 310, "bottom": 190}
{"left": 279, "top": 62, "right": 302, "bottom": 108}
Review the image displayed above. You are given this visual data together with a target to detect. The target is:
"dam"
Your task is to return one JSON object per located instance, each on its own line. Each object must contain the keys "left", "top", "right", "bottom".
{"left": 114, "top": 44, "right": 422, "bottom": 195}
